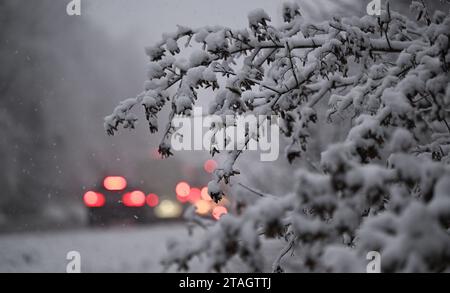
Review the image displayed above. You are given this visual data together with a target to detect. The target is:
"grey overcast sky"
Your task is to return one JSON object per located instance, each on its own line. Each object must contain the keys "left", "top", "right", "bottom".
{"left": 83, "top": 0, "right": 365, "bottom": 39}
{"left": 82, "top": 0, "right": 360, "bottom": 96}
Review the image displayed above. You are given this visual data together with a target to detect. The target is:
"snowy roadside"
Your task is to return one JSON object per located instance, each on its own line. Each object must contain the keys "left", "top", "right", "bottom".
{"left": 0, "top": 223, "right": 200, "bottom": 273}
{"left": 0, "top": 222, "right": 289, "bottom": 273}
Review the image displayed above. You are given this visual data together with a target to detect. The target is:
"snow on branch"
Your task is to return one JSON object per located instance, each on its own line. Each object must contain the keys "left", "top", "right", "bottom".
{"left": 105, "top": 1, "right": 450, "bottom": 272}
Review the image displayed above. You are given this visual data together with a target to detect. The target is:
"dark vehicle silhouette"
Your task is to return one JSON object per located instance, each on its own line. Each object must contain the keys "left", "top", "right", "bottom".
{"left": 83, "top": 176, "right": 177, "bottom": 226}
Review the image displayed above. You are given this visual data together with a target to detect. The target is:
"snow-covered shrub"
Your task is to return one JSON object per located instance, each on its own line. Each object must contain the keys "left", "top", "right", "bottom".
{"left": 105, "top": 1, "right": 450, "bottom": 272}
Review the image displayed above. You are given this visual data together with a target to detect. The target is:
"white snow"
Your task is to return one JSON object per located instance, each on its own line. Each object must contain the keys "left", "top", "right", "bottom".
{"left": 248, "top": 9, "right": 271, "bottom": 27}
{"left": 103, "top": 2, "right": 450, "bottom": 273}
{"left": 0, "top": 224, "right": 194, "bottom": 273}
{"left": 165, "top": 38, "right": 179, "bottom": 54}
{"left": 175, "top": 95, "right": 193, "bottom": 114}
{"left": 0, "top": 223, "right": 288, "bottom": 273}
{"left": 189, "top": 50, "right": 211, "bottom": 67}
{"left": 390, "top": 128, "right": 415, "bottom": 152}
{"left": 204, "top": 31, "right": 227, "bottom": 52}
{"left": 147, "top": 62, "right": 165, "bottom": 79}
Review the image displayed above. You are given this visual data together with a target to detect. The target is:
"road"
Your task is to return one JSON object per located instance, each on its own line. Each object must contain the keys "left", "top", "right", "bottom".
{"left": 0, "top": 223, "right": 197, "bottom": 273}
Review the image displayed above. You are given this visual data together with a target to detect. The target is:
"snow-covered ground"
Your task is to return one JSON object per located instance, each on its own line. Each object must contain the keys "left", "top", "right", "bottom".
{"left": 0, "top": 224, "right": 198, "bottom": 273}
{"left": 0, "top": 222, "right": 288, "bottom": 273}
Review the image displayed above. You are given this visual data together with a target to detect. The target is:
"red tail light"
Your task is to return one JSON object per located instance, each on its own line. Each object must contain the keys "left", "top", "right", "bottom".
{"left": 201, "top": 187, "right": 212, "bottom": 201}
{"left": 103, "top": 176, "right": 127, "bottom": 191}
{"left": 146, "top": 193, "right": 159, "bottom": 207}
{"left": 175, "top": 181, "right": 190, "bottom": 197}
{"left": 123, "top": 191, "right": 146, "bottom": 207}
{"left": 83, "top": 191, "right": 105, "bottom": 208}
{"left": 204, "top": 159, "right": 217, "bottom": 174}
{"left": 176, "top": 181, "right": 190, "bottom": 203}
{"left": 212, "top": 206, "right": 228, "bottom": 220}
{"left": 188, "top": 188, "right": 201, "bottom": 203}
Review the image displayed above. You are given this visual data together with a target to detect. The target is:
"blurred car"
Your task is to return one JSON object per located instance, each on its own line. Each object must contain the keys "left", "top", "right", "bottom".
{"left": 83, "top": 176, "right": 182, "bottom": 226}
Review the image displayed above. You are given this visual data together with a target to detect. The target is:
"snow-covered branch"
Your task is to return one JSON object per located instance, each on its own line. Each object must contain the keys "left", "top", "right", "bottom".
{"left": 105, "top": 1, "right": 450, "bottom": 272}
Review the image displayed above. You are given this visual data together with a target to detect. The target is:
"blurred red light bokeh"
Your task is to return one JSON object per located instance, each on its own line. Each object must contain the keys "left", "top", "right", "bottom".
{"left": 212, "top": 206, "right": 228, "bottom": 220}
{"left": 146, "top": 193, "right": 159, "bottom": 207}
{"left": 188, "top": 188, "right": 201, "bottom": 203}
{"left": 83, "top": 191, "right": 105, "bottom": 208}
{"left": 204, "top": 159, "right": 217, "bottom": 174}
{"left": 103, "top": 176, "right": 127, "bottom": 191}
{"left": 177, "top": 194, "right": 190, "bottom": 203}
{"left": 201, "top": 187, "right": 212, "bottom": 201}
{"left": 123, "top": 191, "right": 146, "bottom": 207}
{"left": 176, "top": 181, "right": 190, "bottom": 198}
